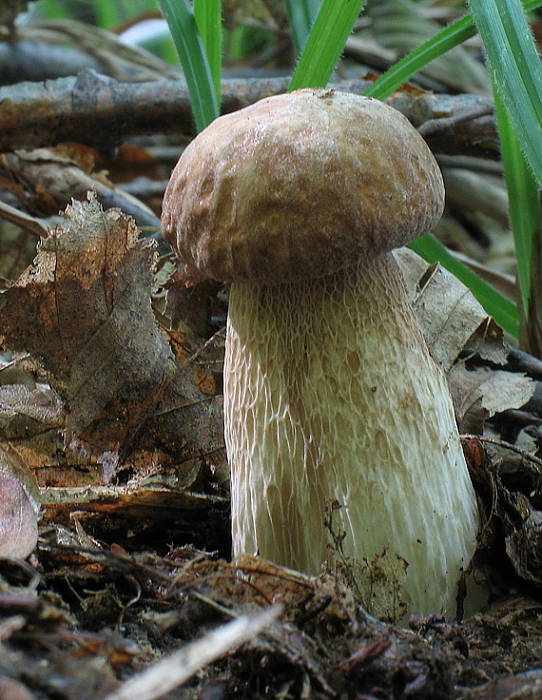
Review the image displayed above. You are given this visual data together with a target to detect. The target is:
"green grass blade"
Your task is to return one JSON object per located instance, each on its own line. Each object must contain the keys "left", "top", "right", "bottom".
{"left": 288, "top": 0, "right": 366, "bottom": 91}
{"left": 410, "top": 234, "right": 520, "bottom": 338}
{"left": 364, "top": 14, "right": 475, "bottom": 99}
{"left": 157, "top": 0, "right": 219, "bottom": 132}
{"left": 469, "top": 0, "right": 542, "bottom": 183}
{"left": 493, "top": 89, "right": 540, "bottom": 316}
{"left": 194, "top": 0, "right": 222, "bottom": 105}
{"left": 365, "top": 0, "right": 542, "bottom": 101}
{"left": 284, "top": 0, "right": 319, "bottom": 55}
{"left": 37, "top": 0, "right": 67, "bottom": 19}
{"left": 94, "top": 0, "right": 119, "bottom": 28}
{"left": 493, "top": 86, "right": 542, "bottom": 353}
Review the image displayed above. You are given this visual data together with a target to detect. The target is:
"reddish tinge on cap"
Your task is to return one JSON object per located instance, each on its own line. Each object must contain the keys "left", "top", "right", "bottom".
{"left": 161, "top": 89, "right": 444, "bottom": 285}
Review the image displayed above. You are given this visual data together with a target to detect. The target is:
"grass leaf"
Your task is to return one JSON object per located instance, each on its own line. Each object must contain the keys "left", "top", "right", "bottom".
{"left": 156, "top": 0, "right": 219, "bottom": 132}
{"left": 284, "top": 0, "right": 319, "bottom": 55}
{"left": 288, "top": 0, "right": 366, "bottom": 91}
{"left": 365, "top": 0, "right": 542, "bottom": 101}
{"left": 469, "top": 0, "right": 542, "bottom": 183}
{"left": 194, "top": 0, "right": 222, "bottom": 105}
{"left": 493, "top": 89, "right": 540, "bottom": 318}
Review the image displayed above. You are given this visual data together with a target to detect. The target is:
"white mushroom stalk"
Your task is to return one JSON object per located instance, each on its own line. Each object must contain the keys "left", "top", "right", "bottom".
{"left": 162, "top": 89, "right": 484, "bottom": 620}
{"left": 226, "top": 254, "right": 479, "bottom": 619}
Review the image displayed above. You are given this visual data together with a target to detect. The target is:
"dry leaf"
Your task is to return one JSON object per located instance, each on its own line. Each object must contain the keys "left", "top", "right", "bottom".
{"left": 1, "top": 194, "right": 224, "bottom": 484}
{"left": 396, "top": 248, "right": 507, "bottom": 371}
{"left": 503, "top": 491, "right": 542, "bottom": 585}
{"left": 0, "top": 473, "right": 38, "bottom": 559}
{"left": 0, "top": 383, "right": 102, "bottom": 487}
{"left": 0, "top": 384, "right": 64, "bottom": 438}
{"left": 1, "top": 193, "right": 172, "bottom": 445}
{"left": 449, "top": 364, "right": 535, "bottom": 434}
{"left": 0, "top": 149, "right": 159, "bottom": 234}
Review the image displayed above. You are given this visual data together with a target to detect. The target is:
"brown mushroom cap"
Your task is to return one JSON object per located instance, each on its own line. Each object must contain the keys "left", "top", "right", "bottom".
{"left": 162, "top": 89, "right": 444, "bottom": 284}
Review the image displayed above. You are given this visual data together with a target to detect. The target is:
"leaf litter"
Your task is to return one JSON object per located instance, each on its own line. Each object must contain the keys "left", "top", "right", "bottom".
{"left": 0, "top": 197, "right": 541, "bottom": 698}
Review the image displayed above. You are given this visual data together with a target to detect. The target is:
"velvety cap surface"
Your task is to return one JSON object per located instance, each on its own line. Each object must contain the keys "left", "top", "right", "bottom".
{"left": 162, "top": 89, "right": 444, "bottom": 284}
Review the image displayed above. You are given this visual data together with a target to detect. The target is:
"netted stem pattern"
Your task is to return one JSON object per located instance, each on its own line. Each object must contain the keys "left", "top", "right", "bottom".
{"left": 225, "top": 252, "right": 480, "bottom": 619}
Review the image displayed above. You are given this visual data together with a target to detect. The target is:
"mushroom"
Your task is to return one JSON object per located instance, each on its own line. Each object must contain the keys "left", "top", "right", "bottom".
{"left": 162, "top": 89, "right": 483, "bottom": 620}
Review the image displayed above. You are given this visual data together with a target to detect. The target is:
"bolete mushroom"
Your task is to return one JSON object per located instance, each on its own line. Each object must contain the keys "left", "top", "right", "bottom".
{"left": 162, "top": 89, "right": 483, "bottom": 620}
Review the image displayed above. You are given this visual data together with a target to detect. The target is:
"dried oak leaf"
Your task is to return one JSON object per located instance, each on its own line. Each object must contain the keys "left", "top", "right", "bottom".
{"left": 0, "top": 193, "right": 223, "bottom": 462}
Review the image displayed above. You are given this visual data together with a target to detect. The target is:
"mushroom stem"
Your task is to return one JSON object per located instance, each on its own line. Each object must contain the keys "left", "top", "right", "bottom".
{"left": 225, "top": 251, "right": 480, "bottom": 619}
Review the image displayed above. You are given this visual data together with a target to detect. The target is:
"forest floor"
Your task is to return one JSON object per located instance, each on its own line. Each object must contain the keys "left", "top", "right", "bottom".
{"left": 1, "top": 3, "right": 542, "bottom": 699}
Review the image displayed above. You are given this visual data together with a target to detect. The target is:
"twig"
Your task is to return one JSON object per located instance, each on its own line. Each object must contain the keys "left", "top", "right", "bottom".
{"left": 0, "top": 70, "right": 498, "bottom": 157}
{"left": 461, "top": 433, "right": 542, "bottom": 473}
{"left": 417, "top": 105, "right": 494, "bottom": 137}
{"left": 103, "top": 606, "right": 281, "bottom": 700}
{"left": 187, "top": 326, "right": 226, "bottom": 365}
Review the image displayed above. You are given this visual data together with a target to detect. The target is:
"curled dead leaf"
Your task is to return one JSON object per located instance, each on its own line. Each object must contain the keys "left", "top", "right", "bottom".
{"left": 449, "top": 364, "right": 535, "bottom": 434}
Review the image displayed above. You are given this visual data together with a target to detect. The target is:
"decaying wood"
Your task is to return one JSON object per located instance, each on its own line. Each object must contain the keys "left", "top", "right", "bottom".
{"left": 0, "top": 70, "right": 496, "bottom": 155}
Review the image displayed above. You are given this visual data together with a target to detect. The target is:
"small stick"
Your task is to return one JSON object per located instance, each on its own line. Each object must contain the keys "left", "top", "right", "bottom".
{"left": 461, "top": 433, "right": 542, "bottom": 473}
{"left": 418, "top": 105, "right": 494, "bottom": 137}
{"left": 103, "top": 606, "right": 281, "bottom": 700}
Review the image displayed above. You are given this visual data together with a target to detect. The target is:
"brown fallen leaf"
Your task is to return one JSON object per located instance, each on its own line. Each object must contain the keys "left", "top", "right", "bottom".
{"left": 461, "top": 432, "right": 542, "bottom": 591}
{"left": 501, "top": 488, "right": 542, "bottom": 586}
{"left": 0, "top": 193, "right": 223, "bottom": 467}
{"left": 0, "top": 474, "right": 37, "bottom": 559}
{"left": 396, "top": 247, "right": 507, "bottom": 371}
{"left": 0, "top": 384, "right": 64, "bottom": 438}
{"left": 449, "top": 364, "right": 535, "bottom": 434}
{"left": 0, "top": 149, "right": 158, "bottom": 229}
{"left": 1, "top": 192, "right": 172, "bottom": 443}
